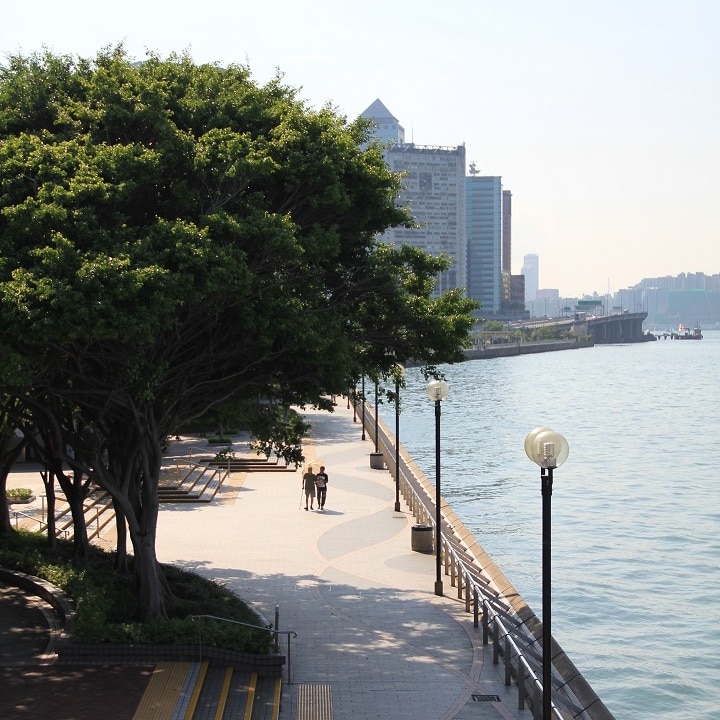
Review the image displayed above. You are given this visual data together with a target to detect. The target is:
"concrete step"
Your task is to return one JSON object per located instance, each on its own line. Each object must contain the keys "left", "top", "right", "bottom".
{"left": 132, "top": 662, "right": 282, "bottom": 720}
{"left": 158, "top": 465, "right": 224, "bottom": 504}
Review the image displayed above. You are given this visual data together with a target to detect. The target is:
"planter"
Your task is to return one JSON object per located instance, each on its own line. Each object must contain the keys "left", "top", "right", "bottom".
{"left": 369, "top": 452, "right": 385, "bottom": 470}
{"left": 6, "top": 494, "right": 36, "bottom": 505}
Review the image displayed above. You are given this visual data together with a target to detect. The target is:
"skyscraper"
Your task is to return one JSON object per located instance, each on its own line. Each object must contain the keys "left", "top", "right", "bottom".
{"left": 522, "top": 254, "right": 539, "bottom": 303}
{"left": 466, "top": 174, "right": 502, "bottom": 314}
{"left": 361, "top": 101, "right": 467, "bottom": 296}
{"left": 360, "top": 98, "right": 404, "bottom": 145}
{"left": 502, "top": 190, "right": 512, "bottom": 274}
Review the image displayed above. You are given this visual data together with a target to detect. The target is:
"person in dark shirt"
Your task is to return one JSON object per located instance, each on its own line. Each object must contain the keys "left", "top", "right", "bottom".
{"left": 315, "top": 466, "right": 329, "bottom": 510}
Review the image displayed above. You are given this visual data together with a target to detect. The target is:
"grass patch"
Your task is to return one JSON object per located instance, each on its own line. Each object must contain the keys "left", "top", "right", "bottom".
{"left": 0, "top": 530, "right": 272, "bottom": 654}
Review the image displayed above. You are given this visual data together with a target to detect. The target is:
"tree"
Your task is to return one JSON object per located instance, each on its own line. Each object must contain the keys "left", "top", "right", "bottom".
{"left": 0, "top": 48, "right": 476, "bottom": 619}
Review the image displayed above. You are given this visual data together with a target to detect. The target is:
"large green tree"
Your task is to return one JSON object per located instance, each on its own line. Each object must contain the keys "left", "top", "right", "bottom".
{"left": 0, "top": 48, "right": 476, "bottom": 618}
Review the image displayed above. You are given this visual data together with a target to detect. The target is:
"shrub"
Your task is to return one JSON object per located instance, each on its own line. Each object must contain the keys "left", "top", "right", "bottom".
{"left": 0, "top": 531, "right": 272, "bottom": 653}
{"left": 5, "top": 488, "right": 33, "bottom": 501}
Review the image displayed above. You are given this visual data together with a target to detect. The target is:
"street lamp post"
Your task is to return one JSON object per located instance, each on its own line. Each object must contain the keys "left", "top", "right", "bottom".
{"left": 426, "top": 379, "right": 449, "bottom": 596}
{"left": 393, "top": 364, "right": 405, "bottom": 513}
{"left": 361, "top": 375, "right": 366, "bottom": 441}
{"left": 524, "top": 427, "right": 570, "bottom": 720}
{"left": 374, "top": 379, "right": 380, "bottom": 452}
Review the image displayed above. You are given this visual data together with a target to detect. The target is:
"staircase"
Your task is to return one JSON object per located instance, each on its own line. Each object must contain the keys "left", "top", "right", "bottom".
{"left": 45, "top": 455, "right": 293, "bottom": 541}
{"left": 132, "top": 661, "right": 282, "bottom": 720}
{"left": 200, "top": 457, "right": 297, "bottom": 473}
{"left": 158, "top": 464, "right": 226, "bottom": 503}
{"left": 51, "top": 488, "right": 115, "bottom": 542}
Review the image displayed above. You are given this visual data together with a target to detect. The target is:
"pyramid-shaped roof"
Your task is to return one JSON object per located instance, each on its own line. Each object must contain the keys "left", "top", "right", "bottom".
{"left": 360, "top": 99, "right": 398, "bottom": 122}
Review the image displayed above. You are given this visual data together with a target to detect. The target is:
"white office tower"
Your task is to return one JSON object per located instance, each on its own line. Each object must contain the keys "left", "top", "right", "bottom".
{"left": 360, "top": 98, "right": 405, "bottom": 145}
{"left": 361, "top": 100, "right": 467, "bottom": 296}
{"left": 466, "top": 174, "right": 502, "bottom": 314}
{"left": 522, "top": 254, "right": 539, "bottom": 303}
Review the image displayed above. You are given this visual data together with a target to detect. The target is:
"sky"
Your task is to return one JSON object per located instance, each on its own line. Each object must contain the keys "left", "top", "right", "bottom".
{"left": 2, "top": 0, "right": 719, "bottom": 297}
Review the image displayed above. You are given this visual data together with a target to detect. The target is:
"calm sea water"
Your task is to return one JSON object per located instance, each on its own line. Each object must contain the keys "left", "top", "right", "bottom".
{"left": 377, "top": 331, "right": 720, "bottom": 720}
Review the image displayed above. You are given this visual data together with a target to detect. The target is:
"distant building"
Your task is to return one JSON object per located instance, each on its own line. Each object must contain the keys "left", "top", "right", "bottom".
{"left": 361, "top": 100, "right": 467, "bottom": 296}
{"left": 360, "top": 98, "right": 405, "bottom": 146}
{"left": 521, "top": 254, "right": 539, "bottom": 303}
{"left": 617, "top": 271, "right": 720, "bottom": 325}
{"left": 502, "top": 272, "right": 528, "bottom": 317}
{"left": 466, "top": 174, "right": 502, "bottom": 314}
{"left": 502, "top": 190, "right": 512, "bottom": 274}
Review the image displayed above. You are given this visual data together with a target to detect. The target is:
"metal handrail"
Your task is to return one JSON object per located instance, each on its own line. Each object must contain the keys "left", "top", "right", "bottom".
{"left": 13, "top": 509, "right": 48, "bottom": 533}
{"left": 361, "top": 400, "right": 606, "bottom": 720}
{"left": 191, "top": 613, "right": 298, "bottom": 683}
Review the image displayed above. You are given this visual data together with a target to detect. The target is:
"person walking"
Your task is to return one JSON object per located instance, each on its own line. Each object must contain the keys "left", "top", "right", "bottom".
{"left": 302, "top": 467, "right": 317, "bottom": 510}
{"left": 315, "top": 466, "right": 329, "bottom": 510}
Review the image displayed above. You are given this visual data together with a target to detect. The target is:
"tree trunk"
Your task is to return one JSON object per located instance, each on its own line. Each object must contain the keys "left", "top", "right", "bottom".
{"left": 55, "top": 468, "right": 92, "bottom": 559}
{"left": 0, "top": 440, "right": 26, "bottom": 535}
{"left": 113, "top": 497, "right": 129, "bottom": 573}
{"left": 0, "top": 469, "right": 15, "bottom": 535}
{"left": 41, "top": 469, "right": 57, "bottom": 549}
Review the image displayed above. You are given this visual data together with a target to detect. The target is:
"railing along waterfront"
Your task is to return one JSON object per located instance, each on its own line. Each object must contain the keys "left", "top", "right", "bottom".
{"left": 357, "top": 399, "right": 615, "bottom": 720}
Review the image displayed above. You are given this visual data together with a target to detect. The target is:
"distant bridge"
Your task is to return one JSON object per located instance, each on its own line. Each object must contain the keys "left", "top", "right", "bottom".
{"left": 513, "top": 311, "right": 648, "bottom": 344}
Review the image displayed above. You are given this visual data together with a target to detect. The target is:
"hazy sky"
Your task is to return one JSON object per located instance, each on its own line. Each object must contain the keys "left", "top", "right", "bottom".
{"left": 3, "top": 0, "right": 719, "bottom": 297}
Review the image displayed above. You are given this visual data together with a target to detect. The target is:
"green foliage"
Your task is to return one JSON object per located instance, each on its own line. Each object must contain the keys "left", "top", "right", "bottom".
{"left": 212, "top": 447, "right": 235, "bottom": 462}
{"left": 0, "top": 531, "right": 272, "bottom": 653}
{"left": 247, "top": 406, "right": 310, "bottom": 467}
{"left": 0, "top": 47, "right": 478, "bottom": 619}
{"left": 5, "top": 487, "right": 32, "bottom": 501}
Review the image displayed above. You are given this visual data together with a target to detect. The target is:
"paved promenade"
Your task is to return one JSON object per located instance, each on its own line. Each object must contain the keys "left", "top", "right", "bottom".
{"left": 2, "top": 399, "right": 532, "bottom": 719}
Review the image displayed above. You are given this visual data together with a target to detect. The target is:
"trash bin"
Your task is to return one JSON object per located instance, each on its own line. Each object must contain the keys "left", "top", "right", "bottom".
{"left": 411, "top": 524, "right": 434, "bottom": 553}
{"left": 369, "top": 452, "right": 385, "bottom": 469}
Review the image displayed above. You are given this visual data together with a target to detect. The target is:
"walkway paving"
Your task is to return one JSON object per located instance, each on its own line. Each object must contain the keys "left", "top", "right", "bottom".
{"left": 2, "top": 400, "right": 532, "bottom": 720}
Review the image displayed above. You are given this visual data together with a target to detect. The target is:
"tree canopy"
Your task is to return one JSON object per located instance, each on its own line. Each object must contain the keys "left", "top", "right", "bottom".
{"left": 0, "top": 47, "right": 477, "bottom": 618}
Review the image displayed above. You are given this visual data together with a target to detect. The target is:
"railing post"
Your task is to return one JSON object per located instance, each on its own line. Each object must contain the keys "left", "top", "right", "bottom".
{"left": 274, "top": 605, "right": 280, "bottom": 653}
{"left": 504, "top": 636, "right": 512, "bottom": 685}
{"left": 534, "top": 683, "right": 543, "bottom": 720}
{"left": 473, "top": 588, "right": 479, "bottom": 628}
{"left": 482, "top": 601, "right": 489, "bottom": 644}
{"left": 286, "top": 632, "right": 293, "bottom": 684}
{"left": 493, "top": 618, "right": 500, "bottom": 665}
{"left": 196, "top": 616, "right": 203, "bottom": 662}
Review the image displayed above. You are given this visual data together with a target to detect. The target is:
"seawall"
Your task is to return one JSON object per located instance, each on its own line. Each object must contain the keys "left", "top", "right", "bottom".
{"left": 465, "top": 336, "right": 594, "bottom": 360}
{"left": 358, "top": 399, "right": 615, "bottom": 720}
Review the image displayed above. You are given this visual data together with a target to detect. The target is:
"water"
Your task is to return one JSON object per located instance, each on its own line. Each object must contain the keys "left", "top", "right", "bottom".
{"left": 377, "top": 332, "right": 720, "bottom": 720}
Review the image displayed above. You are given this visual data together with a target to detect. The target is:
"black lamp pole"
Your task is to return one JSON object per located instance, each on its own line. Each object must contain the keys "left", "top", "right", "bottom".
{"left": 394, "top": 376, "right": 401, "bottom": 512}
{"left": 361, "top": 375, "right": 366, "bottom": 440}
{"left": 374, "top": 379, "right": 379, "bottom": 452}
{"left": 542, "top": 465, "right": 553, "bottom": 720}
{"left": 525, "top": 426, "right": 567, "bottom": 720}
{"left": 433, "top": 396, "right": 443, "bottom": 596}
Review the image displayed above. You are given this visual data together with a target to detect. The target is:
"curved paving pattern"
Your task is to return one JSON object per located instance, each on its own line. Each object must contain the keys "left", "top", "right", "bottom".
{"left": 2, "top": 400, "right": 532, "bottom": 719}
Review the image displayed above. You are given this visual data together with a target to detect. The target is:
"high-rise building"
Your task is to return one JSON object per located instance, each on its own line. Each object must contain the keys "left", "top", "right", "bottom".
{"left": 466, "top": 174, "right": 502, "bottom": 314}
{"left": 522, "top": 254, "right": 539, "bottom": 303}
{"left": 360, "top": 98, "right": 405, "bottom": 145}
{"left": 361, "top": 100, "right": 467, "bottom": 296}
{"left": 502, "top": 190, "right": 512, "bottom": 274}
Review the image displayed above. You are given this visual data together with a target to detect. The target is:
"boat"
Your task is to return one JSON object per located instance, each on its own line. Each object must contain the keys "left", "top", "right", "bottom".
{"left": 671, "top": 323, "right": 703, "bottom": 340}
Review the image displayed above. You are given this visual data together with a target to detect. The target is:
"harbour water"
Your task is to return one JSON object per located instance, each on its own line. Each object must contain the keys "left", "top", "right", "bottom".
{"left": 377, "top": 331, "right": 720, "bottom": 720}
